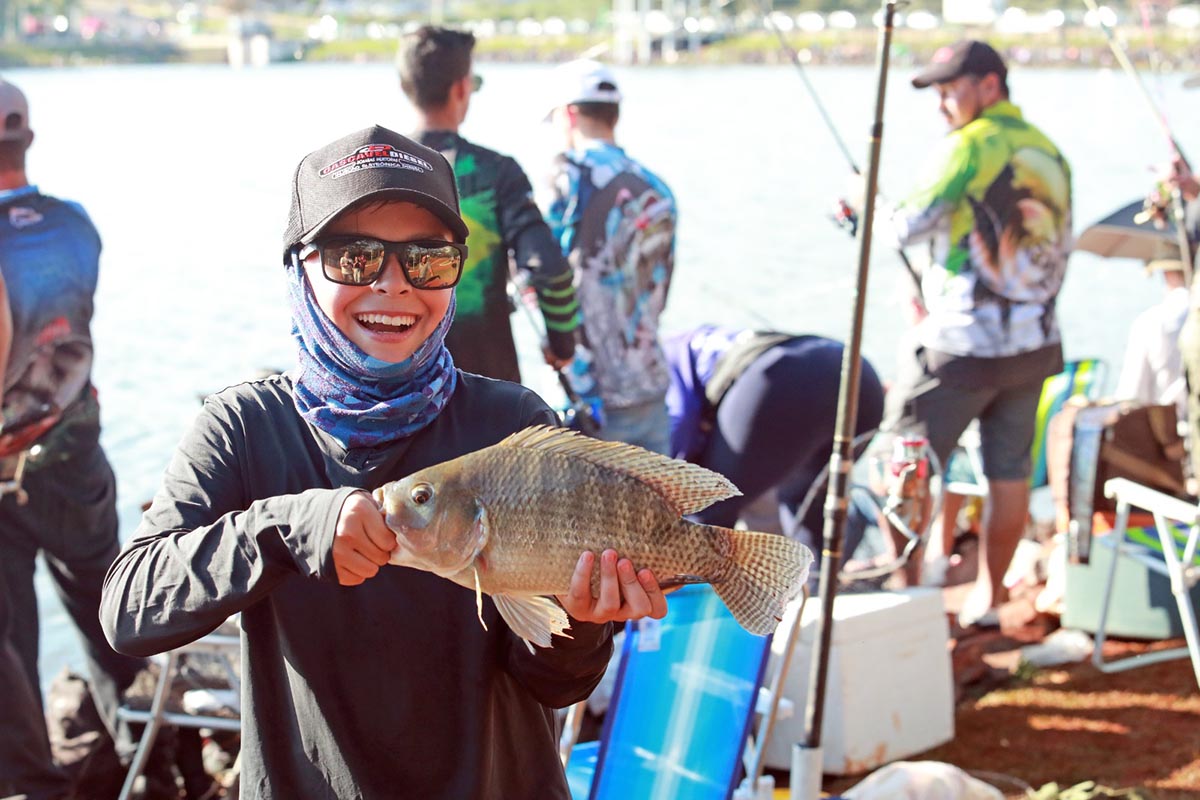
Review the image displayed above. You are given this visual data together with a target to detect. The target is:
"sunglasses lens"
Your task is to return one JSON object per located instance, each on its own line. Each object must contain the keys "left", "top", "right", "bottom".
{"left": 322, "top": 239, "right": 385, "bottom": 285}
{"left": 472, "top": 74, "right": 483, "bottom": 92}
{"left": 403, "top": 244, "right": 462, "bottom": 289}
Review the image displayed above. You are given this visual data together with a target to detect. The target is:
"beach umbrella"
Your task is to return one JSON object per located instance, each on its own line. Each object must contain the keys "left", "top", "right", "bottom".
{"left": 1075, "top": 199, "right": 1180, "bottom": 262}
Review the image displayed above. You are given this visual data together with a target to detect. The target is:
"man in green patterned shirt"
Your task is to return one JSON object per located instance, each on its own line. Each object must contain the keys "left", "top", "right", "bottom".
{"left": 873, "top": 40, "right": 1072, "bottom": 628}
{"left": 397, "top": 26, "right": 579, "bottom": 384}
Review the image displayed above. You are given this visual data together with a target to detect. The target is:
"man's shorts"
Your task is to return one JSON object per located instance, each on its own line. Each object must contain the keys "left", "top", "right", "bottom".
{"left": 878, "top": 340, "right": 1062, "bottom": 482}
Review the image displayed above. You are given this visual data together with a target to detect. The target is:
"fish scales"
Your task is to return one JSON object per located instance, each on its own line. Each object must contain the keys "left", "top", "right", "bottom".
{"left": 375, "top": 425, "right": 813, "bottom": 647}
{"left": 461, "top": 443, "right": 723, "bottom": 595}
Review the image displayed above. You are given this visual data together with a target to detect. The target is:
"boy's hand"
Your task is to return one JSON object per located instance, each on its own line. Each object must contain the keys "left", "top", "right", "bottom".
{"left": 332, "top": 491, "right": 397, "bottom": 586}
{"left": 556, "top": 549, "right": 668, "bottom": 624}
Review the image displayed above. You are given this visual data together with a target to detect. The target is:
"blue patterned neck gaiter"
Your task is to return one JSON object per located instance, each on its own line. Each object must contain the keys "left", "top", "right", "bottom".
{"left": 287, "top": 266, "right": 458, "bottom": 449}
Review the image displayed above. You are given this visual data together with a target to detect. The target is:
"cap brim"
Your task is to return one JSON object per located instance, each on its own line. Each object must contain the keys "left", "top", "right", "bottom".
{"left": 300, "top": 187, "right": 470, "bottom": 246}
{"left": 542, "top": 91, "right": 622, "bottom": 123}
{"left": 912, "top": 65, "right": 959, "bottom": 88}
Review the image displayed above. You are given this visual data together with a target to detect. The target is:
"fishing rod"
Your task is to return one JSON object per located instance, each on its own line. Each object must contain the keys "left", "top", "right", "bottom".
{"left": 1082, "top": 0, "right": 1194, "bottom": 284}
{"left": 506, "top": 276, "right": 601, "bottom": 436}
{"left": 792, "top": 1, "right": 898, "bottom": 797}
{"left": 757, "top": 0, "right": 925, "bottom": 307}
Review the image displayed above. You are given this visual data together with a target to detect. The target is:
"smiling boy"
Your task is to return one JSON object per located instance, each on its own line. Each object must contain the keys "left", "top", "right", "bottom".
{"left": 100, "top": 125, "right": 667, "bottom": 798}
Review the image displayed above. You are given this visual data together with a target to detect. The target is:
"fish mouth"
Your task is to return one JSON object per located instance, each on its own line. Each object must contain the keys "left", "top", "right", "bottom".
{"left": 385, "top": 523, "right": 483, "bottom": 578}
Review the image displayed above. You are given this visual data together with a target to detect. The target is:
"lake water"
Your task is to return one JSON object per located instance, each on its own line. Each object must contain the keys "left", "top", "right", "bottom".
{"left": 11, "top": 59, "right": 1198, "bottom": 686}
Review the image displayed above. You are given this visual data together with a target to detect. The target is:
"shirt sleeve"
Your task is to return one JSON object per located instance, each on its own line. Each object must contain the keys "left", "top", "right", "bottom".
{"left": 889, "top": 132, "right": 976, "bottom": 248}
{"left": 100, "top": 399, "right": 358, "bottom": 658}
{"left": 544, "top": 153, "right": 582, "bottom": 257}
{"left": 497, "top": 156, "right": 579, "bottom": 361}
{"left": 504, "top": 619, "right": 614, "bottom": 708}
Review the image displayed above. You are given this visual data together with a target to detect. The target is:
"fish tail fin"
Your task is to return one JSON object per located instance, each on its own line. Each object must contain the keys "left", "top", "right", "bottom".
{"left": 707, "top": 528, "right": 814, "bottom": 635}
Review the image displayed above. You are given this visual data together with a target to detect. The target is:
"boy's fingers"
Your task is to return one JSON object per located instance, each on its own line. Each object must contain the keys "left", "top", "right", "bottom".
{"left": 357, "top": 522, "right": 397, "bottom": 565}
{"left": 336, "top": 569, "right": 364, "bottom": 586}
{"left": 594, "top": 550, "right": 621, "bottom": 615}
{"left": 617, "top": 559, "right": 649, "bottom": 619}
{"left": 638, "top": 569, "right": 668, "bottom": 619}
{"left": 362, "top": 514, "right": 398, "bottom": 555}
{"left": 334, "top": 525, "right": 392, "bottom": 567}
{"left": 336, "top": 548, "right": 381, "bottom": 581}
{"left": 564, "top": 551, "right": 595, "bottom": 611}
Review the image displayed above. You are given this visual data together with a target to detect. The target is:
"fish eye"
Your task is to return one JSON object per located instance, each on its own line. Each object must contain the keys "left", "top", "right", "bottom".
{"left": 410, "top": 483, "right": 434, "bottom": 505}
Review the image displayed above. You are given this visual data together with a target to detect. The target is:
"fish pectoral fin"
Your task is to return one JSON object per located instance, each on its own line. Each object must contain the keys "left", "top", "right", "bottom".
{"left": 492, "top": 594, "right": 573, "bottom": 650}
{"left": 473, "top": 567, "right": 488, "bottom": 632}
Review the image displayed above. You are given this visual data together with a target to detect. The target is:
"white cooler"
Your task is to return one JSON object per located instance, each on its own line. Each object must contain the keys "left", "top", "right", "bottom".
{"left": 762, "top": 587, "right": 955, "bottom": 775}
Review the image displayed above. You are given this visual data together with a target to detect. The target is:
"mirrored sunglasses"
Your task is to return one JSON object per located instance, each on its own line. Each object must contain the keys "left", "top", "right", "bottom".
{"left": 300, "top": 236, "right": 467, "bottom": 289}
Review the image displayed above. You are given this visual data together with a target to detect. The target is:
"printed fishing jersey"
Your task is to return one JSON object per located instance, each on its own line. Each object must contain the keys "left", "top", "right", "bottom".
{"left": 417, "top": 130, "right": 578, "bottom": 384}
{"left": 547, "top": 140, "right": 676, "bottom": 409}
{"left": 890, "top": 100, "right": 1072, "bottom": 358}
{"left": 0, "top": 185, "right": 102, "bottom": 459}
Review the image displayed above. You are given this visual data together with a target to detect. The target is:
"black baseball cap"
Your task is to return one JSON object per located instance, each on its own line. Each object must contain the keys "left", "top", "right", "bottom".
{"left": 911, "top": 40, "right": 1007, "bottom": 89}
{"left": 282, "top": 124, "right": 469, "bottom": 262}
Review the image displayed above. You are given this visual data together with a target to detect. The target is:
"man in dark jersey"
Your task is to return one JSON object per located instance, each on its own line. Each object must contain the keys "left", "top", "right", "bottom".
{"left": 0, "top": 77, "right": 146, "bottom": 800}
{"left": 397, "top": 26, "right": 579, "bottom": 384}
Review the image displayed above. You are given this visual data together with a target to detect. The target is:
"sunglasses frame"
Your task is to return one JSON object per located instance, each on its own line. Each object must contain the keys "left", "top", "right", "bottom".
{"left": 299, "top": 236, "right": 467, "bottom": 289}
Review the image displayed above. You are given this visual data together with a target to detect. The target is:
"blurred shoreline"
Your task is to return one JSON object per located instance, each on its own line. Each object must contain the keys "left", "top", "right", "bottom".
{"left": 1, "top": 26, "right": 1198, "bottom": 73}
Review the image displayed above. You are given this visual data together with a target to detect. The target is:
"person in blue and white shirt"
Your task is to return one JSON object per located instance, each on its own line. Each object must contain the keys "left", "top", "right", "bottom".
{"left": 543, "top": 60, "right": 677, "bottom": 455}
{"left": 0, "top": 77, "right": 146, "bottom": 800}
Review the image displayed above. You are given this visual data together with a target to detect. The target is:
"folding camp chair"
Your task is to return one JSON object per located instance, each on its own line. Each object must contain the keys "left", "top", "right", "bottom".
{"left": 115, "top": 621, "right": 242, "bottom": 800}
{"left": 563, "top": 584, "right": 804, "bottom": 800}
{"left": 1092, "top": 478, "right": 1200, "bottom": 691}
{"left": 944, "top": 358, "right": 1109, "bottom": 498}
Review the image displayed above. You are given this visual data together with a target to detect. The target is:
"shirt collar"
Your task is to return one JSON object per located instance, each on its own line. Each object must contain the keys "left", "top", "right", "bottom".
{"left": 980, "top": 99, "right": 1023, "bottom": 122}
{"left": 0, "top": 184, "right": 39, "bottom": 204}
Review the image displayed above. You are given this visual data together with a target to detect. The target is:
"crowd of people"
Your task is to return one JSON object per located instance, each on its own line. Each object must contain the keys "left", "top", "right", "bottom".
{"left": 0, "top": 27, "right": 1196, "bottom": 800}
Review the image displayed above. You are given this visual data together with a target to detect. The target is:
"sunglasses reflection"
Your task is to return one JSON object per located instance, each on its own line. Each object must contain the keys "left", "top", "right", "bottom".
{"left": 311, "top": 238, "right": 467, "bottom": 289}
{"left": 338, "top": 252, "right": 372, "bottom": 284}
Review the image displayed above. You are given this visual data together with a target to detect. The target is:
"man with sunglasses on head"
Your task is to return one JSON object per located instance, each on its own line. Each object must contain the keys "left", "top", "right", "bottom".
{"left": 854, "top": 40, "right": 1072, "bottom": 629}
{"left": 101, "top": 125, "right": 668, "bottom": 798}
{"left": 396, "top": 25, "right": 580, "bottom": 388}
{"left": 0, "top": 78, "right": 147, "bottom": 800}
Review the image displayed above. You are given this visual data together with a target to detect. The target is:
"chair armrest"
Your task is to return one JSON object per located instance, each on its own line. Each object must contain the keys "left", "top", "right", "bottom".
{"left": 1103, "top": 478, "right": 1200, "bottom": 524}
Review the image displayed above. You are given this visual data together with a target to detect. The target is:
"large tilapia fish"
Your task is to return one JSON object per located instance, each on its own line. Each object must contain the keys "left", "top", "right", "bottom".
{"left": 373, "top": 425, "right": 812, "bottom": 649}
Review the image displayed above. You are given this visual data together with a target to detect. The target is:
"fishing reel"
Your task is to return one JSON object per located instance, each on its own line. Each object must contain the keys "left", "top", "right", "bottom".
{"left": 830, "top": 198, "right": 859, "bottom": 238}
{"left": 1134, "top": 187, "right": 1173, "bottom": 230}
{"left": 878, "top": 434, "right": 932, "bottom": 542}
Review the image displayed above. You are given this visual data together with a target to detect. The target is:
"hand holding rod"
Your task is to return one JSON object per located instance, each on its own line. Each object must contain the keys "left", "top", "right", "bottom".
{"left": 757, "top": 0, "right": 924, "bottom": 306}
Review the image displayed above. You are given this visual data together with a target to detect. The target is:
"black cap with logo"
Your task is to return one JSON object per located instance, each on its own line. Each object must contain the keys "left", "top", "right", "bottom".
{"left": 282, "top": 124, "right": 469, "bottom": 262}
{"left": 911, "top": 40, "right": 1008, "bottom": 89}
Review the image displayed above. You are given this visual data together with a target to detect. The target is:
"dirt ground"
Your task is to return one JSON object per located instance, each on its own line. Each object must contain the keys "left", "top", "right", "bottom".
{"left": 783, "top": 571, "right": 1200, "bottom": 799}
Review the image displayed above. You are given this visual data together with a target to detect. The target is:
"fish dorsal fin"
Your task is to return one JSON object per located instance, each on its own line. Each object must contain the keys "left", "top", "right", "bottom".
{"left": 497, "top": 425, "right": 740, "bottom": 515}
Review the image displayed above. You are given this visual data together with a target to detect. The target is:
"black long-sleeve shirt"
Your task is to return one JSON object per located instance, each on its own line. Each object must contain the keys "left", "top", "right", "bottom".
{"left": 418, "top": 130, "right": 579, "bottom": 383}
{"left": 101, "top": 372, "right": 612, "bottom": 799}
